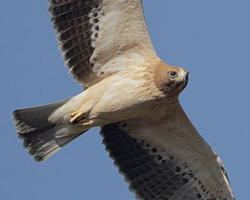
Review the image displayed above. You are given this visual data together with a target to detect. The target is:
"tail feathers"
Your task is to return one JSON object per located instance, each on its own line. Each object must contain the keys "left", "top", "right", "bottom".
{"left": 19, "top": 124, "right": 85, "bottom": 161}
{"left": 13, "top": 100, "right": 85, "bottom": 161}
{"left": 13, "top": 100, "right": 68, "bottom": 134}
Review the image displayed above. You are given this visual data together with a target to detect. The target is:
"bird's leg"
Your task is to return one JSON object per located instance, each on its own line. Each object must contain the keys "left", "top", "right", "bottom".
{"left": 70, "top": 111, "right": 104, "bottom": 128}
{"left": 69, "top": 110, "right": 88, "bottom": 124}
{"left": 80, "top": 119, "right": 97, "bottom": 126}
{"left": 69, "top": 98, "right": 97, "bottom": 124}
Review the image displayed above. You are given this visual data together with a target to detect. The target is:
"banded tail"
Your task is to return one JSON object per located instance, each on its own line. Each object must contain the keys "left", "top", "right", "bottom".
{"left": 13, "top": 100, "right": 85, "bottom": 162}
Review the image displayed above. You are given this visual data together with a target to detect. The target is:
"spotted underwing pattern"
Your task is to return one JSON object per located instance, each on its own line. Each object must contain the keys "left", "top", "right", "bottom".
{"left": 101, "top": 123, "right": 234, "bottom": 200}
{"left": 49, "top": 0, "right": 155, "bottom": 86}
{"left": 49, "top": 0, "right": 103, "bottom": 83}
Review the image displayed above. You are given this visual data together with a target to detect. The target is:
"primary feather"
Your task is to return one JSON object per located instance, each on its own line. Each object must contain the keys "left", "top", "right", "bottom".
{"left": 101, "top": 102, "right": 235, "bottom": 200}
{"left": 49, "top": 0, "right": 156, "bottom": 86}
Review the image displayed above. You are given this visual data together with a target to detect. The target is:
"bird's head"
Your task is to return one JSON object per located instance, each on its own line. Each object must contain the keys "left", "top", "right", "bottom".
{"left": 154, "top": 63, "right": 189, "bottom": 97}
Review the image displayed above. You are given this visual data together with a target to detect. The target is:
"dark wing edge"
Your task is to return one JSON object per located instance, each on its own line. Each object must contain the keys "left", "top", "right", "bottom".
{"left": 48, "top": 0, "right": 156, "bottom": 87}
{"left": 101, "top": 123, "right": 235, "bottom": 200}
{"left": 49, "top": 0, "right": 102, "bottom": 85}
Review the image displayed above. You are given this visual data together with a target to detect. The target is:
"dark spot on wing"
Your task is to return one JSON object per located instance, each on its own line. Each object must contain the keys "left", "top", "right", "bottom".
{"left": 49, "top": 0, "right": 103, "bottom": 83}
{"left": 101, "top": 123, "right": 232, "bottom": 200}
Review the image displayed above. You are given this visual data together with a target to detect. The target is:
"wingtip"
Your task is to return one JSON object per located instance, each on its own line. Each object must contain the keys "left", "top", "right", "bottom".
{"left": 33, "top": 155, "right": 46, "bottom": 162}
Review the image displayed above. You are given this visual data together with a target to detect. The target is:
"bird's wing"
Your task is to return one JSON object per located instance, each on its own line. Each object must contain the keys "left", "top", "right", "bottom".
{"left": 49, "top": 0, "right": 156, "bottom": 87}
{"left": 101, "top": 102, "right": 235, "bottom": 200}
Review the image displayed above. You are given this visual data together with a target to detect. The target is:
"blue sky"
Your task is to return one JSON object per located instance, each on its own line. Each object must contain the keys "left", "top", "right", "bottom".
{"left": 1, "top": 0, "right": 249, "bottom": 199}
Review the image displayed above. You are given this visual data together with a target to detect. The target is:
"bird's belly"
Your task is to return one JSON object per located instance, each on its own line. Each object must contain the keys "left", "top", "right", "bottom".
{"left": 89, "top": 91, "right": 170, "bottom": 123}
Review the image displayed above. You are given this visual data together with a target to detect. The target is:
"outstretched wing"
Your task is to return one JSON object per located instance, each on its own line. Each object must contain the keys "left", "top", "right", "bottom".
{"left": 101, "top": 102, "right": 234, "bottom": 200}
{"left": 49, "top": 0, "right": 156, "bottom": 87}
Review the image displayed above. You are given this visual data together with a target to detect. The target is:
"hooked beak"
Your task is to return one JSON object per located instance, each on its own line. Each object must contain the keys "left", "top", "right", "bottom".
{"left": 182, "top": 72, "right": 189, "bottom": 89}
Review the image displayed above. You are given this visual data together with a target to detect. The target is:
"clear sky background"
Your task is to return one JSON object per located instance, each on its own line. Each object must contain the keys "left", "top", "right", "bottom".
{"left": 0, "top": 0, "right": 249, "bottom": 199}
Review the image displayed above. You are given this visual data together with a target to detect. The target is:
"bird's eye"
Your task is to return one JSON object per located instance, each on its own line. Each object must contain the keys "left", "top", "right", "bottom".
{"left": 169, "top": 71, "right": 177, "bottom": 78}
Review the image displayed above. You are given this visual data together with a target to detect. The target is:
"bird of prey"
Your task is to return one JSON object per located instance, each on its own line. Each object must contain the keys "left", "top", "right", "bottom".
{"left": 13, "top": 0, "right": 235, "bottom": 199}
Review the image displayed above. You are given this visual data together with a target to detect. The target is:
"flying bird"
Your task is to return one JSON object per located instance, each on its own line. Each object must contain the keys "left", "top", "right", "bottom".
{"left": 13, "top": 0, "right": 235, "bottom": 199}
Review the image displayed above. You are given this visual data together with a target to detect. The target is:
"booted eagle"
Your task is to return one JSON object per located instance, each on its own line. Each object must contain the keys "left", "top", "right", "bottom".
{"left": 13, "top": 0, "right": 235, "bottom": 199}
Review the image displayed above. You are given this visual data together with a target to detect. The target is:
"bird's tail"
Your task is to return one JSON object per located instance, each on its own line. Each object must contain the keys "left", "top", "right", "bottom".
{"left": 13, "top": 100, "right": 85, "bottom": 162}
